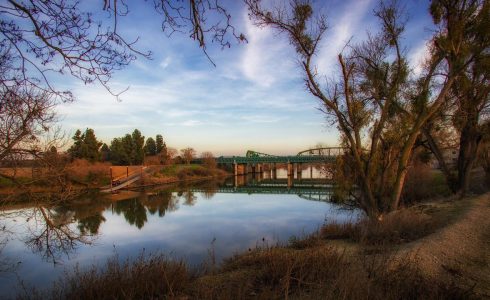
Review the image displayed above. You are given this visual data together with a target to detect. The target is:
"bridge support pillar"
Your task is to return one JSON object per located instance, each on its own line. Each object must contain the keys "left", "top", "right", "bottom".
{"left": 297, "top": 163, "right": 302, "bottom": 179}
{"left": 287, "top": 162, "right": 293, "bottom": 177}
{"left": 234, "top": 163, "right": 238, "bottom": 176}
{"left": 272, "top": 163, "right": 277, "bottom": 179}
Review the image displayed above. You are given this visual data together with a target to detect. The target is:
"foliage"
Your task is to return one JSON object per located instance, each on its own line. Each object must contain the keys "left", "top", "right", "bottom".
{"left": 131, "top": 129, "right": 145, "bottom": 164}
{"left": 156, "top": 134, "right": 164, "bottom": 154}
{"left": 99, "top": 143, "right": 110, "bottom": 162}
{"left": 109, "top": 129, "right": 145, "bottom": 165}
{"left": 68, "top": 129, "right": 102, "bottom": 162}
{"left": 144, "top": 137, "right": 157, "bottom": 156}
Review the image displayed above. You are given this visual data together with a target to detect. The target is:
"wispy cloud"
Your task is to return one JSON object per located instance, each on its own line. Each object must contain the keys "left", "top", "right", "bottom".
{"left": 408, "top": 41, "right": 430, "bottom": 76}
{"left": 240, "top": 11, "right": 298, "bottom": 87}
{"left": 316, "top": 0, "right": 374, "bottom": 75}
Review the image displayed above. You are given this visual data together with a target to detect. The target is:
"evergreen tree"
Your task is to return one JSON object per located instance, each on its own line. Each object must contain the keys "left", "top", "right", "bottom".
{"left": 68, "top": 129, "right": 83, "bottom": 159}
{"left": 110, "top": 137, "right": 130, "bottom": 165}
{"left": 83, "top": 129, "right": 102, "bottom": 162}
{"left": 145, "top": 137, "right": 157, "bottom": 156}
{"left": 100, "top": 143, "right": 110, "bottom": 162}
{"left": 132, "top": 129, "right": 145, "bottom": 165}
{"left": 156, "top": 134, "right": 164, "bottom": 154}
{"left": 68, "top": 128, "right": 101, "bottom": 162}
{"left": 160, "top": 142, "right": 168, "bottom": 164}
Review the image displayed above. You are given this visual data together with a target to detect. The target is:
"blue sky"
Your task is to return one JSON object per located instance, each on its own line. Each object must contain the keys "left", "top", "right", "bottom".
{"left": 56, "top": 0, "right": 434, "bottom": 156}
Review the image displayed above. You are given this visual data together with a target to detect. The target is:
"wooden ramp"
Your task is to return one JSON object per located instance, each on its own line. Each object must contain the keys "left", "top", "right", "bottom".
{"left": 100, "top": 166, "right": 149, "bottom": 193}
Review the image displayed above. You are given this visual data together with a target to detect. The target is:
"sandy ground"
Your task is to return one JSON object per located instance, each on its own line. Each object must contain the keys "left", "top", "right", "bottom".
{"left": 402, "top": 193, "right": 490, "bottom": 298}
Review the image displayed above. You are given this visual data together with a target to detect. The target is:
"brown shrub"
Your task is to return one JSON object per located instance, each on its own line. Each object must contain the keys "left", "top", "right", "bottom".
{"left": 321, "top": 209, "right": 436, "bottom": 246}
{"left": 50, "top": 253, "right": 190, "bottom": 300}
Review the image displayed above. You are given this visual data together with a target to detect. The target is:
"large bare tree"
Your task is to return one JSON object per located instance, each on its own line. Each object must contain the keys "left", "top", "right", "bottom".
{"left": 423, "top": 0, "right": 489, "bottom": 196}
{"left": 246, "top": 0, "right": 466, "bottom": 218}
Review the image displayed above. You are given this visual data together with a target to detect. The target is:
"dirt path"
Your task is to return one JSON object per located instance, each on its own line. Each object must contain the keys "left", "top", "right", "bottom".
{"left": 403, "top": 193, "right": 490, "bottom": 298}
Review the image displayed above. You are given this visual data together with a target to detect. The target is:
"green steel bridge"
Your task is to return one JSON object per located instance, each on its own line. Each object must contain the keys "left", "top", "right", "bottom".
{"left": 216, "top": 147, "right": 345, "bottom": 164}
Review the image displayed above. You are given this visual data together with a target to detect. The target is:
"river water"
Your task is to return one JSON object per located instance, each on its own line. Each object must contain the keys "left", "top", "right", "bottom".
{"left": 0, "top": 169, "right": 360, "bottom": 298}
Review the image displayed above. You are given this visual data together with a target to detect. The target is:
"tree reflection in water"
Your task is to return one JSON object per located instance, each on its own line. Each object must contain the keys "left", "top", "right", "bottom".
{"left": 113, "top": 199, "right": 148, "bottom": 229}
{"left": 0, "top": 179, "right": 225, "bottom": 265}
{"left": 141, "top": 191, "right": 179, "bottom": 217}
{"left": 24, "top": 206, "right": 92, "bottom": 264}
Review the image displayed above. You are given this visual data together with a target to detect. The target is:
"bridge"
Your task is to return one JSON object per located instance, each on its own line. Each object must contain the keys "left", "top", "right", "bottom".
{"left": 216, "top": 147, "right": 345, "bottom": 177}
{"left": 190, "top": 178, "right": 335, "bottom": 203}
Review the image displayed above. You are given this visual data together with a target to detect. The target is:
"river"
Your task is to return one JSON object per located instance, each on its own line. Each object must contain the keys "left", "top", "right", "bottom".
{"left": 0, "top": 169, "right": 360, "bottom": 298}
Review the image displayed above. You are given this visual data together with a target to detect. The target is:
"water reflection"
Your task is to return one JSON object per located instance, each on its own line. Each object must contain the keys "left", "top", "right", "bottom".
{"left": 0, "top": 172, "right": 359, "bottom": 298}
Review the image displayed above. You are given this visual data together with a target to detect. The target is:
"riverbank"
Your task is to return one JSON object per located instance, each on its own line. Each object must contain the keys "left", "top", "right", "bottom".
{"left": 0, "top": 163, "right": 228, "bottom": 200}
{"left": 24, "top": 192, "right": 490, "bottom": 299}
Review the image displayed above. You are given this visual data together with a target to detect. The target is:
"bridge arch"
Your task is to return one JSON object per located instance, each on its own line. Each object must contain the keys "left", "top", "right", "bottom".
{"left": 296, "top": 147, "right": 346, "bottom": 157}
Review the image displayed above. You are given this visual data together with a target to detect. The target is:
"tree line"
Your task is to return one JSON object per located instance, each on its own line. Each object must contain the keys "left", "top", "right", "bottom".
{"left": 67, "top": 128, "right": 205, "bottom": 166}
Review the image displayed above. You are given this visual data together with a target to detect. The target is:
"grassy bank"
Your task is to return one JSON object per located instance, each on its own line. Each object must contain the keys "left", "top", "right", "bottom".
{"left": 0, "top": 162, "right": 229, "bottom": 198}
{"left": 143, "top": 164, "right": 229, "bottom": 186}
{"left": 21, "top": 193, "right": 490, "bottom": 299}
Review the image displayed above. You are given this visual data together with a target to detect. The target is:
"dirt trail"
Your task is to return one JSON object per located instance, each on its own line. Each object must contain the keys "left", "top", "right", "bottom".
{"left": 403, "top": 193, "right": 490, "bottom": 298}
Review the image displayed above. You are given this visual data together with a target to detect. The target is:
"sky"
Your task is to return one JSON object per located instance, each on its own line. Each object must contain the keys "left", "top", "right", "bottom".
{"left": 55, "top": 0, "right": 435, "bottom": 156}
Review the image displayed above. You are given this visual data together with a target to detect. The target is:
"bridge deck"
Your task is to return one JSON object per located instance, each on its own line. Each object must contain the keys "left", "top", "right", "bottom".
{"left": 216, "top": 155, "right": 336, "bottom": 164}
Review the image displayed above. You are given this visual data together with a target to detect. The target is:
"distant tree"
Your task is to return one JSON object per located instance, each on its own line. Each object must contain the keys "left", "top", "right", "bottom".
{"left": 159, "top": 142, "right": 168, "bottom": 164}
{"left": 131, "top": 129, "right": 145, "bottom": 164}
{"left": 122, "top": 134, "right": 134, "bottom": 164}
{"left": 68, "top": 129, "right": 83, "bottom": 159}
{"left": 180, "top": 148, "right": 196, "bottom": 164}
{"left": 109, "top": 129, "right": 146, "bottom": 165}
{"left": 82, "top": 129, "right": 102, "bottom": 162}
{"left": 100, "top": 143, "right": 111, "bottom": 162}
{"left": 166, "top": 146, "right": 178, "bottom": 164}
{"left": 68, "top": 128, "right": 102, "bottom": 162}
{"left": 109, "top": 138, "right": 129, "bottom": 165}
{"left": 145, "top": 137, "right": 157, "bottom": 156}
{"left": 156, "top": 134, "right": 164, "bottom": 154}
{"left": 201, "top": 151, "right": 217, "bottom": 169}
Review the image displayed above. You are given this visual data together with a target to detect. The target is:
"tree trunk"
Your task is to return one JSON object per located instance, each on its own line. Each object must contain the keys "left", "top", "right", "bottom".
{"left": 422, "top": 127, "right": 458, "bottom": 192}
{"left": 457, "top": 120, "right": 482, "bottom": 196}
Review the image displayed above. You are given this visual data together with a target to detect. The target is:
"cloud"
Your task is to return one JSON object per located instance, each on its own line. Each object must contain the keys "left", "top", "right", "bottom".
{"left": 240, "top": 11, "right": 298, "bottom": 87}
{"left": 408, "top": 41, "right": 430, "bottom": 76}
{"left": 160, "top": 56, "right": 172, "bottom": 69}
{"left": 316, "top": 0, "right": 374, "bottom": 75}
{"left": 240, "top": 115, "right": 283, "bottom": 123}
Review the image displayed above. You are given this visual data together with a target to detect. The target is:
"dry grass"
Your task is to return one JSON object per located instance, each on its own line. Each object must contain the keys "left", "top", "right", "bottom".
{"left": 321, "top": 209, "right": 436, "bottom": 246}
{"left": 23, "top": 245, "right": 472, "bottom": 300}
{"left": 66, "top": 159, "right": 111, "bottom": 185}
{"left": 31, "top": 254, "right": 190, "bottom": 300}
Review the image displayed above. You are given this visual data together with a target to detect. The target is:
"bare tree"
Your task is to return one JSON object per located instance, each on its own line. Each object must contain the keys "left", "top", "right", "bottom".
{"left": 0, "top": 0, "right": 244, "bottom": 102}
{"left": 246, "top": 0, "right": 462, "bottom": 218}
{"left": 423, "top": 0, "right": 490, "bottom": 196}
{"left": 0, "top": 87, "right": 56, "bottom": 165}
{"left": 24, "top": 205, "right": 92, "bottom": 264}
{"left": 180, "top": 147, "right": 196, "bottom": 164}
{"left": 201, "top": 151, "right": 216, "bottom": 169}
